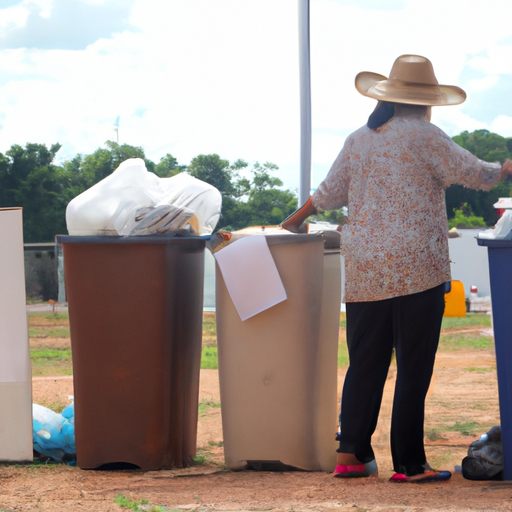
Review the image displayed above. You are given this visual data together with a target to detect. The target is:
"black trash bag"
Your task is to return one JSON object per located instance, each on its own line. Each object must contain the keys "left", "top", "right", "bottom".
{"left": 462, "top": 426, "right": 503, "bottom": 481}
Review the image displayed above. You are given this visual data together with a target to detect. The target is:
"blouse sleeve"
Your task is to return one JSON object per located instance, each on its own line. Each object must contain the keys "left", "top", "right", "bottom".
{"left": 311, "top": 134, "right": 353, "bottom": 211}
{"left": 427, "top": 127, "right": 501, "bottom": 190}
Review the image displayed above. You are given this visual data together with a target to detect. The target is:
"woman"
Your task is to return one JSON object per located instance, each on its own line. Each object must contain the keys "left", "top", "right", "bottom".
{"left": 282, "top": 55, "right": 512, "bottom": 483}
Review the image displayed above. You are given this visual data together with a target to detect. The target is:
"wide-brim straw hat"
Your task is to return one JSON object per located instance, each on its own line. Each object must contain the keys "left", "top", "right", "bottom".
{"left": 355, "top": 54, "right": 466, "bottom": 106}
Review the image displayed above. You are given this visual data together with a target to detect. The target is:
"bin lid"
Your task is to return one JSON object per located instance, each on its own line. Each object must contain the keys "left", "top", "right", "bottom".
{"left": 477, "top": 238, "right": 512, "bottom": 248}
{"left": 209, "top": 227, "right": 340, "bottom": 253}
{"left": 56, "top": 232, "right": 206, "bottom": 246}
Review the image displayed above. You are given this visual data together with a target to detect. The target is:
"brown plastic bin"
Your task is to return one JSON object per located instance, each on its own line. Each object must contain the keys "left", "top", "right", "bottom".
{"left": 57, "top": 234, "right": 205, "bottom": 470}
{"left": 215, "top": 231, "right": 341, "bottom": 471}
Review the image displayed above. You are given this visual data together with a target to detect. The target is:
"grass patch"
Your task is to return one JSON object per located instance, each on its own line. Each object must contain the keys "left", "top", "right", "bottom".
{"left": 113, "top": 494, "right": 166, "bottom": 512}
{"left": 28, "top": 312, "right": 71, "bottom": 338}
{"left": 202, "top": 311, "right": 217, "bottom": 347}
{"left": 26, "top": 310, "right": 495, "bottom": 376}
{"left": 201, "top": 347, "right": 218, "bottom": 369}
{"left": 445, "top": 421, "right": 480, "bottom": 436}
{"left": 339, "top": 311, "right": 346, "bottom": 329}
{"left": 439, "top": 334, "right": 493, "bottom": 351}
{"left": 464, "top": 367, "right": 494, "bottom": 373}
{"left": 37, "top": 397, "right": 70, "bottom": 414}
{"left": 30, "top": 347, "right": 71, "bottom": 359}
{"left": 14, "top": 459, "right": 60, "bottom": 470}
{"left": 425, "top": 429, "right": 447, "bottom": 442}
{"left": 29, "top": 326, "right": 70, "bottom": 338}
{"left": 441, "top": 313, "right": 491, "bottom": 329}
{"left": 198, "top": 399, "right": 221, "bottom": 417}
{"left": 193, "top": 447, "right": 213, "bottom": 465}
{"left": 338, "top": 343, "right": 349, "bottom": 368}
{"left": 30, "top": 347, "right": 73, "bottom": 377}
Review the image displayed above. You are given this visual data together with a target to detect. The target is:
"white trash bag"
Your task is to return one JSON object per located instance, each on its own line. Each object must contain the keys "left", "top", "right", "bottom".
{"left": 66, "top": 158, "right": 222, "bottom": 236}
{"left": 478, "top": 198, "right": 512, "bottom": 241}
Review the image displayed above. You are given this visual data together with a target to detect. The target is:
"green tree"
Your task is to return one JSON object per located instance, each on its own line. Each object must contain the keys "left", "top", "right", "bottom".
{"left": 447, "top": 129, "right": 512, "bottom": 226}
{"left": 218, "top": 162, "right": 297, "bottom": 231}
{"left": 186, "top": 154, "right": 252, "bottom": 228}
{"left": 452, "top": 129, "right": 510, "bottom": 161}
{"left": 0, "top": 143, "right": 68, "bottom": 242}
{"left": 77, "top": 141, "right": 153, "bottom": 185}
{"left": 448, "top": 203, "right": 486, "bottom": 229}
{"left": 154, "top": 153, "right": 184, "bottom": 177}
{"left": 187, "top": 154, "right": 245, "bottom": 198}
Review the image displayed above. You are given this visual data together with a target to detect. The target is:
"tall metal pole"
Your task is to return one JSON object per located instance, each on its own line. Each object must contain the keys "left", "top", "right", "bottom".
{"left": 298, "top": 0, "right": 311, "bottom": 206}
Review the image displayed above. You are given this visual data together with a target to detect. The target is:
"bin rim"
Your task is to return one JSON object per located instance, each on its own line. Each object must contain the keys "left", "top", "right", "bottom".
{"left": 211, "top": 230, "right": 340, "bottom": 251}
{"left": 476, "top": 237, "right": 512, "bottom": 248}
{"left": 56, "top": 233, "right": 207, "bottom": 245}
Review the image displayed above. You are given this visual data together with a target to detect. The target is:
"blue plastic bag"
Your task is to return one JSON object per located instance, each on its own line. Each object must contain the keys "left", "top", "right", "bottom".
{"left": 32, "top": 403, "right": 76, "bottom": 464}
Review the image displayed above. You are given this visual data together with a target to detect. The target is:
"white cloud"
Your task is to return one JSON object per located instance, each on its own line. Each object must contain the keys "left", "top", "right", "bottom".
{"left": 490, "top": 115, "right": 512, "bottom": 138}
{"left": 468, "top": 75, "right": 500, "bottom": 91}
{"left": 467, "top": 45, "right": 512, "bottom": 76}
{"left": 0, "top": 0, "right": 512, "bottom": 192}
{"left": 0, "top": 3, "right": 29, "bottom": 28}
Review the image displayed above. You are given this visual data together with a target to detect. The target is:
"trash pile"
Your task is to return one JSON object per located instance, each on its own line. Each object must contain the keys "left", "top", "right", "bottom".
{"left": 66, "top": 158, "right": 222, "bottom": 237}
{"left": 478, "top": 198, "right": 512, "bottom": 240}
{"left": 462, "top": 426, "right": 503, "bottom": 480}
{"left": 32, "top": 402, "right": 76, "bottom": 465}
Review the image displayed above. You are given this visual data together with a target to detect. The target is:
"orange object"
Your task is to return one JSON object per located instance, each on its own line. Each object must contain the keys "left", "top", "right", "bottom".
{"left": 444, "top": 280, "right": 466, "bottom": 317}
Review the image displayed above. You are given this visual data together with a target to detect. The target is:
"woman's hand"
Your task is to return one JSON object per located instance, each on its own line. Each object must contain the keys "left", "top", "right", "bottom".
{"left": 280, "top": 197, "right": 318, "bottom": 233}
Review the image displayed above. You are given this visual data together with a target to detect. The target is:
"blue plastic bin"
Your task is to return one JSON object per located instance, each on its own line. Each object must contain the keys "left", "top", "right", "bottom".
{"left": 477, "top": 238, "right": 512, "bottom": 480}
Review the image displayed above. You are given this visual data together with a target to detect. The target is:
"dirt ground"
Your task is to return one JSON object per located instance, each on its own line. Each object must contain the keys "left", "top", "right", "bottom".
{"left": 2, "top": 330, "right": 511, "bottom": 511}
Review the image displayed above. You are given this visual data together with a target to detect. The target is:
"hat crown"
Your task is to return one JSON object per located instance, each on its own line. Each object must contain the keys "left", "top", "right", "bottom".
{"left": 388, "top": 55, "right": 439, "bottom": 85}
{"left": 354, "top": 54, "right": 466, "bottom": 106}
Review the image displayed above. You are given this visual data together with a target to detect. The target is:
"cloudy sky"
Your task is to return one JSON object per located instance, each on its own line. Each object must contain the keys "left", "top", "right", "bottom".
{"left": 1, "top": 0, "right": 512, "bottom": 193}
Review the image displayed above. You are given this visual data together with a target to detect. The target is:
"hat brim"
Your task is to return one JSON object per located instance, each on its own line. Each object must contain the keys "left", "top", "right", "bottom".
{"left": 355, "top": 71, "right": 466, "bottom": 106}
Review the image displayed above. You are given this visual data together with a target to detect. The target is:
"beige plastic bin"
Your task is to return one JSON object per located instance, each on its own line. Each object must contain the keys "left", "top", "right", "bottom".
{"left": 0, "top": 208, "right": 33, "bottom": 463}
{"left": 215, "top": 231, "right": 341, "bottom": 471}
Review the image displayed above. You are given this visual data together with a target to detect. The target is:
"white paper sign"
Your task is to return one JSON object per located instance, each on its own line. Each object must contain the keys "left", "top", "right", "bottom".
{"left": 214, "top": 235, "right": 287, "bottom": 321}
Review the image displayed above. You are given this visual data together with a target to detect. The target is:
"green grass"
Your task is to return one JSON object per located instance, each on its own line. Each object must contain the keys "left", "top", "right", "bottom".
{"left": 29, "top": 326, "right": 70, "bottom": 338}
{"left": 198, "top": 399, "right": 221, "bottom": 417}
{"left": 338, "top": 343, "right": 348, "bottom": 368}
{"left": 445, "top": 420, "right": 480, "bottom": 436}
{"left": 441, "top": 313, "right": 491, "bottom": 329}
{"left": 27, "top": 311, "right": 69, "bottom": 321}
{"left": 28, "top": 312, "right": 71, "bottom": 338}
{"left": 202, "top": 311, "right": 217, "bottom": 347}
{"left": 30, "top": 347, "right": 73, "bottom": 377}
{"left": 201, "top": 347, "right": 218, "bottom": 369}
{"left": 27, "top": 310, "right": 494, "bottom": 376}
{"left": 193, "top": 447, "right": 213, "bottom": 465}
{"left": 113, "top": 494, "right": 167, "bottom": 512}
{"left": 439, "top": 334, "right": 493, "bottom": 351}
{"left": 425, "top": 429, "right": 447, "bottom": 442}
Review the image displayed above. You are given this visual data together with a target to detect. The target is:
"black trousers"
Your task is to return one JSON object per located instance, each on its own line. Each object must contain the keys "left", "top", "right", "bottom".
{"left": 338, "top": 283, "right": 446, "bottom": 476}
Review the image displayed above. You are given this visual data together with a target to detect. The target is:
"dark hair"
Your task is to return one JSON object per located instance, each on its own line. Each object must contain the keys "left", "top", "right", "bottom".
{"left": 367, "top": 101, "right": 394, "bottom": 129}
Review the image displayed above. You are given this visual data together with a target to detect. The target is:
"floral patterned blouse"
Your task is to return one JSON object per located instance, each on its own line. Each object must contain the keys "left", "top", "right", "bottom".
{"left": 312, "top": 107, "right": 501, "bottom": 303}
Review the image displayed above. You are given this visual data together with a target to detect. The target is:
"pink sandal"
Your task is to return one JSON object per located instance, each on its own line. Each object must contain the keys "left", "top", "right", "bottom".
{"left": 333, "top": 459, "right": 378, "bottom": 478}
